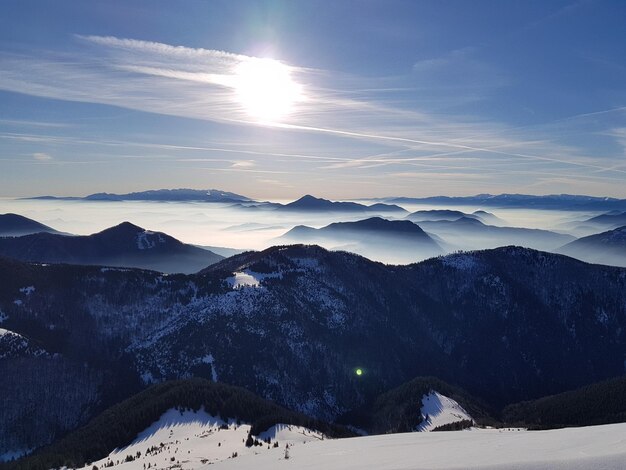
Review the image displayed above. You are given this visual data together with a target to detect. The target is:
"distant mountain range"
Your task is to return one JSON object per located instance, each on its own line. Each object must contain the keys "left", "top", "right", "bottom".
{"left": 0, "top": 213, "right": 62, "bottom": 237}
{"left": 24, "top": 190, "right": 626, "bottom": 212}
{"left": 234, "top": 195, "right": 408, "bottom": 214}
{"left": 276, "top": 195, "right": 407, "bottom": 214}
{"left": 0, "top": 221, "right": 223, "bottom": 274}
{"left": 558, "top": 226, "right": 626, "bottom": 267}
{"left": 384, "top": 194, "right": 626, "bottom": 211}
{"left": 406, "top": 209, "right": 503, "bottom": 225}
{"left": 28, "top": 188, "right": 252, "bottom": 203}
{"left": 279, "top": 215, "right": 574, "bottom": 259}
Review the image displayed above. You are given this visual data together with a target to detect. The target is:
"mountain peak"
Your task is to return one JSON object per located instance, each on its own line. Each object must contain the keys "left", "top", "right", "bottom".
{"left": 100, "top": 221, "right": 145, "bottom": 234}
{"left": 0, "top": 213, "right": 60, "bottom": 237}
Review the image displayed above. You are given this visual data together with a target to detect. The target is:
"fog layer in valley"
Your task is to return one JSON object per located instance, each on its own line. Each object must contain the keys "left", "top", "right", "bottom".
{"left": 0, "top": 197, "right": 622, "bottom": 267}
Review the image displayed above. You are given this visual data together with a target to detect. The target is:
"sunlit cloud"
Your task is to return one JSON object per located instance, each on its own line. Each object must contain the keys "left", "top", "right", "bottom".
{"left": 231, "top": 160, "right": 256, "bottom": 168}
{"left": 32, "top": 152, "right": 53, "bottom": 161}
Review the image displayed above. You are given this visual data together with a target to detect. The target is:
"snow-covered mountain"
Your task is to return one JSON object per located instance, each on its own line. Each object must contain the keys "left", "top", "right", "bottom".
{"left": 74, "top": 410, "right": 324, "bottom": 470}
{"left": 2, "top": 245, "right": 626, "bottom": 458}
{"left": 0, "top": 221, "right": 223, "bottom": 273}
{"left": 0, "top": 327, "right": 47, "bottom": 359}
{"left": 415, "top": 391, "right": 473, "bottom": 431}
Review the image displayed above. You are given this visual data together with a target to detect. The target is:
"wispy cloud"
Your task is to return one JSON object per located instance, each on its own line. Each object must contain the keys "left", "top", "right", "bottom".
{"left": 231, "top": 160, "right": 256, "bottom": 168}
{"left": 0, "top": 34, "right": 624, "bottom": 196}
{"left": 32, "top": 152, "right": 53, "bottom": 161}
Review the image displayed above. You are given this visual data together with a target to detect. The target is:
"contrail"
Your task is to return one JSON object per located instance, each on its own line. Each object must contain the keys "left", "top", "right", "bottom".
{"left": 268, "top": 121, "right": 626, "bottom": 174}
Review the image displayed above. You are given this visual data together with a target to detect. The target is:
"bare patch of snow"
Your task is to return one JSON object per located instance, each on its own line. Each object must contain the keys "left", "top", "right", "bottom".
{"left": 441, "top": 253, "right": 480, "bottom": 271}
{"left": 227, "top": 271, "right": 261, "bottom": 288}
{"left": 226, "top": 270, "right": 281, "bottom": 289}
{"left": 202, "top": 354, "right": 219, "bottom": 382}
{"left": 140, "top": 371, "right": 157, "bottom": 385}
{"left": 136, "top": 230, "right": 165, "bottom": 250}
{"left": 100, "top": 267, "right": 133, "bottom": 273}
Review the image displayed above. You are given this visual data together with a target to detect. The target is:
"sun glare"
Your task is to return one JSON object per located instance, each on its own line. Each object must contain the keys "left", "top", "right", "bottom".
{"left": 234, "top": 58, "right": 303, "bottom": 123}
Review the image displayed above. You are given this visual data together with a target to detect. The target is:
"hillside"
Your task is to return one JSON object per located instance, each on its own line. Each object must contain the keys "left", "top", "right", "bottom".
{"left": 0, "top": 222, "right": 223, "bottom": 273}
{"left": 503, "top": 375, "right": 626, "bottom": 429}
{"left": 339, "top": 376, "right": 496, "bottom": 434}
{"left": 280, "top": 217, "right": 442, "bottom": 263}
{"left": 7, "top": 378, "right": 351, "bottom": 470}
{"left": 557, "top": 226, "right": 626, "bottom": 267}
{"left": 2, "top": 246, "right": 626, "bottom": 457}
{"left": 0, "top": 214, "right": 61, "bottom": 237}
{"left": 415, "top": 217, "right": 574, "bottom": 251}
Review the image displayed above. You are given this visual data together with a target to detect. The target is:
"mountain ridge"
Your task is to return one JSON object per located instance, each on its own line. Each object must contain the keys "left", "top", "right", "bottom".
{"left": 2, "top": 245, "right": 626, "bottom": 457}
{"left": 0, "top": 221, "right": 224, "bottom": 274}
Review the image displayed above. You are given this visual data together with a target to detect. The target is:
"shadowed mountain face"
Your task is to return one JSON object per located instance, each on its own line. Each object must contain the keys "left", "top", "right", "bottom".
{"left": 557, "top": 226, "right": 626, "bottom": 267}
{"left": 2, "top": 245, "right": 626, "bottom": 456}
{"left": 0, "top": 214, "right": 61, "bottom": 237}
{"left": 280, "top": 217, "right": 443, "bottom": 263}
{"left": 0, "top": 222, "right": 223, "bottom": 274}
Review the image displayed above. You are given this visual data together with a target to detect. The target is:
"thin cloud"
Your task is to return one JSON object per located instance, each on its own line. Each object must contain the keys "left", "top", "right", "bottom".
{"left": 32, "top": 152, "right": 53, "bottom": 161}
{"left": 0, "top": 34, "right": 624, "bottom": 194}
{"left": 231, "top": 160, "right": 256, "bottom": 168}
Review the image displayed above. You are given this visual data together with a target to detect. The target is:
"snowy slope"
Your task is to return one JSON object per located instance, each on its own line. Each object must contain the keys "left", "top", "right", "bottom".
{"left": 76, "top": 408, "right": 324, "bottom": 470}
{"left": 416, "top": 391, "right": 473, "bottom": 431}
{"left": 205, "top": 423, "right": 626, "bottom": 470}
{"left": 73, "top": 407, "right": 626, "bottom": 470}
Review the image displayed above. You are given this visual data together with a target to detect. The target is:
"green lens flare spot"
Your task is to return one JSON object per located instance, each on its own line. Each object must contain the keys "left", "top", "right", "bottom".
{"left": 355, "top": 368, "right": 363, "bottom": 376}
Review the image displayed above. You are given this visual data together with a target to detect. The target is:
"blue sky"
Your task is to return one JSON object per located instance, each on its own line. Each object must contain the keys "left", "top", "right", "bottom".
{"left": 1, "top": 0, "right": 625, "bottom": 199}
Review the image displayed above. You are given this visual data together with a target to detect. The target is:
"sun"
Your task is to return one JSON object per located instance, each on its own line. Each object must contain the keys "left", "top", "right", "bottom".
{"left": 234, "top": 58, "right": 303, "bottom": 123}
